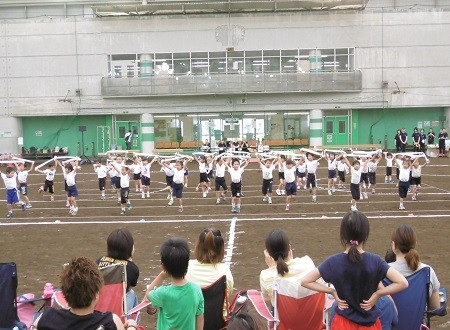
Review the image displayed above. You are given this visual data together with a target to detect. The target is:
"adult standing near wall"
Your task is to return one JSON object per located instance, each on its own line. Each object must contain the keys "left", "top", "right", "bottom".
{"left": 438, "top": 128, "right": 449, "bottom": 157}
{"left": 399, "top": 128, "right": 408, "bottom": 152}
{"left": 124, "top": 130, "right": 133, "bottom": 150}
{"left": 394, "top": 129, "right": 401, "bottom": 152}
{"left": 419, "top": 129, "right": 427, "bottom": 153}
{"left": 411, "top": 127, "right": 421, "bottom": 152}
{"left": 427, "top": 128, "right": 436, "bottom": 145}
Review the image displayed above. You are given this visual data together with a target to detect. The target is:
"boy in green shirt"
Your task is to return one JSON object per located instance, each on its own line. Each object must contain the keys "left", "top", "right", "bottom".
{"left": 145, "top": 237, "right": 204, "bottom": 330}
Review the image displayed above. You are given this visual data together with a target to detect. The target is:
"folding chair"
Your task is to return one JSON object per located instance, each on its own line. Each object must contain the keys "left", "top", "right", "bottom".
{"left": 273, "top": 277, "right": 325, "bottom": 330}
{"left": 383, "top": 266, "right": 436, "bottom": 330}
{"left": 53, "top": 263, "right": 130, "bottom": 322}
{"left": 201, "top": 275, "right": 228, "bottom": 330}
{"left": 0, "top": 262, "right": 19, "bottom": 329}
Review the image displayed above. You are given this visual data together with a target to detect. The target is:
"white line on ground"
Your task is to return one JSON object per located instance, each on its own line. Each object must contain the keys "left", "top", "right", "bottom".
{"left": 224, "top": 217, "right": 237, "bottom": 266}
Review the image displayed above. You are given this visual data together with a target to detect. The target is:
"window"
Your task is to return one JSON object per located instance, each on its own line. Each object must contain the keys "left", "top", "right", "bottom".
{"left": 191, "top": 52, "right": 209, "bottom": 75}
{"left": 339, "top": 120, "right": 346, "bottom": 133}
{"left": 326, "top": 121, "right": 333, "bottom": 134}
{"left": 281, "top": 49, "right": 298, "bottom": 73}
{"left": 227, "top": 51, "right": 244, "bottom": 74}
{"left": 173, "top": 53, "right": 190, "bottom": 75}
{"left": 210, "top": 52, "right": 226, "bottom": 74}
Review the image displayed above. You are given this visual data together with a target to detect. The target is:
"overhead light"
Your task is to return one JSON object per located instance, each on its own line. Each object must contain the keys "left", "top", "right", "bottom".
{"left": 244, "top": 112, "right": 277, "bottom": 116}
{"left": 154, "top": 115, "right": 177, "bottom": 118}
{"left": 284, "top": 112, "right": 309, "bottom": 115}
{"left": 187, "top": 114, "right": 218, "bottom": 117}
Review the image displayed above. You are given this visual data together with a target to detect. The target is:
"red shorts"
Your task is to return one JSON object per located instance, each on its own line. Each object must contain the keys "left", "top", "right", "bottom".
{"left": 331, "top": 314, "right": 381, "bottom": 330}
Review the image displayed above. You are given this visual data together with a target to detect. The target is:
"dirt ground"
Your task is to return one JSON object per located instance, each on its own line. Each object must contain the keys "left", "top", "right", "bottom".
{"left": 1, "top": 156, "right": 449, "bottom": 328}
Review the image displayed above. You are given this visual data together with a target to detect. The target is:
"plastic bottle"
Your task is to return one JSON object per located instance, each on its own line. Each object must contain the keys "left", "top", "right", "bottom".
{"left": 42, "top": 282, "right": 54, "bottom": 306}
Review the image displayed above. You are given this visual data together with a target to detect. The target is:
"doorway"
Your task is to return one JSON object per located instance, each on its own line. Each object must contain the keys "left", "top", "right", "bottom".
{"left": 96, "top": 126, "right": 111, "bottom": 154}
{"left": 116, "top": 121, "right": 140, "bottom": 150}
{"left": 323, "top": 115, "right": 349, "bottom": 146}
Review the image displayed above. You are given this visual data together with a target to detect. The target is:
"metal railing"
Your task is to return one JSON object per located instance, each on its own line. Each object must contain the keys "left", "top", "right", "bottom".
{"left": 101, "top": 71, "right": 362, "bottom": 97}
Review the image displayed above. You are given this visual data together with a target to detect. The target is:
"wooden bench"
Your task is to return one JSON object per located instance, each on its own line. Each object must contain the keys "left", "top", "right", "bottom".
{"left": 311, "top": 144, "right": 382, "bottom": 151}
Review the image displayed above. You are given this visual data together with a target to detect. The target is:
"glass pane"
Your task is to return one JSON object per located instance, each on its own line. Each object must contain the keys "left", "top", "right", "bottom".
{"left": 336, "top": 54, "right": 349, "bottom": 72}
{"left": 174, "top": 58, "right": 190, "bottom": 75}
{"left": 154, "top": 53, "right": 172, "bottom": 61}
{"left": 265, "top": 57, "right": 280, "bottom": 73}
{"left": 191, "top": 57, "right": 209, "bottom": 75}
{"left": 326, "top": 121, "right": 333, "bottom": 134}
{"left": 339, "top": 121, "right": 346, "bottom": 133}
{"left": 192, "top": 52, "right": 208, "bottom": 59}
{"left": 173, "top": 52, "right": 190, "bottom": 59}
{"left": 111, "top": 54, "right": 136, "bottom": 61}
{"left": 281, "top": 56, "right": 297, "bottom": 73}
{"left": 263, "top": 49, "right": 280, "bottom": 57}
{"left": 281, "top": 49, "right": 297, "bottom": 56}
{"left": 227, "top": 51, "right": 244, "bottom": 74}
{"left": 210, "top": 51, "right": 226, "bottom": 58}
{"left": 210, "top": 57, "right": 226, "bottom": 74}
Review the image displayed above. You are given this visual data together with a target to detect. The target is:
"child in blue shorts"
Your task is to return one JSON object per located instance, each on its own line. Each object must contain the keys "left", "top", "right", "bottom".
{"left": 0, "top": 166, "right": 26, "bottom": 218}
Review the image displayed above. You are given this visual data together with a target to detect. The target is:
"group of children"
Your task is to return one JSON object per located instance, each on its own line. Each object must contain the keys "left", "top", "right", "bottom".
{"left": 0, "top": 148, "right": 432, "bottom": 218}
{"left": 0, "top": 156, "right": 79, "bottom": 218}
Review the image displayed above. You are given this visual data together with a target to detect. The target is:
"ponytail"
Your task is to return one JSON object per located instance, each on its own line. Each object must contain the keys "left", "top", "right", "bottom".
{"left": 275, "top": 253, "right": 289, "bottom": 277}
{"left": 347, "top": 244, "right": 362, "bottom": 263}
{"left": 405, "top": 248, "right": 420, "bottom": 271}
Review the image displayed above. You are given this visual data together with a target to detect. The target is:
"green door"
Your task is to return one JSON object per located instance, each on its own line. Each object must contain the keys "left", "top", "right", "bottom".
{"left": 116, "top": 121, "right": 141, "bottom": 150}
{"left": 96, "top": 126, "right": 111, "bottom": 154}
{"left": 323, "top": 116, "right": 349, "bottom": 146}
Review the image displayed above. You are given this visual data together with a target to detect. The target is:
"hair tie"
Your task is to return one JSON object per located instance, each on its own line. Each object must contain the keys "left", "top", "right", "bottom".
{"left": 349, "top": 240, "right": 359, "bottom": 246}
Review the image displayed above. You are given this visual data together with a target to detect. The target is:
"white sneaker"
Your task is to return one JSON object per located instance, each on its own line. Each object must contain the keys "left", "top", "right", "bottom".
{"left": 312, "top": 195, "right": 317, "bottom": 202}
{"left": 364, "top": 193, "right": 368, "bottom": 199}
{"left": 141, "top": 193, "right": 145, "bottom": 199}
{"left": 399, "top": 205, "right": 405, "bottom": 210}
{"left": 146, "top": 192, "right": 150, "bottom": 198}
{"left": 328, "top": 190, "right": 332, "bottom": 196}
{"left": 202, "top": 192, "right": 207, "bottom": 198}
{"left": 216, "top": 199, "right": 220, "bottom": 204}
{"left": 412, "top": 195, "right": 417, "bottom": 201}
{"left": 351, "top": 205, "right": 358, "bottom": 211}
{"left": 166, "top": 194, "right": 171, "bottom": 200}
{"left": 263, "top": 195, "right": 268, "bottom": 202}
{"left": 268, "top": 197, "right": 272, "bottom": 204}
{"left": 276, "top": 189, "right": 281, "bottom": 196}
{"left": 168, "top": 199, "right": 174, "bottom": 206}
{"left": 332, "top": 188, "right": 336, "bottom": 193}
{"left": 281, "top": 190, "right": 286, "bottom": 195}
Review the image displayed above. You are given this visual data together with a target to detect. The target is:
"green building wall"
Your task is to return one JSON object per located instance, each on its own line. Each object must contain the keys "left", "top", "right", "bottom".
{"left": 352, "top": 107, "right": 444, "bottom": 150}
{"left": 22, "top": 115, "right": 111, "bottom": 157}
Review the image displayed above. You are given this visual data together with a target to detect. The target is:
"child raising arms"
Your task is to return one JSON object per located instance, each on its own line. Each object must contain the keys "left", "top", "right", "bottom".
{"left": 226, "top": 158, "right": 249, "bottom": 213}
{"left": 301, "top": 211, "right": 408, "bottom": 330}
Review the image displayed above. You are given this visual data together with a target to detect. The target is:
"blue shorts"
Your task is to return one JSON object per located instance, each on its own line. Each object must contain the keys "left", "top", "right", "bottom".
{"left": 141, "top": 176, "right": 150, "bottom": 187}
{"left": 172, "top": 182, "right": 183, "bottom": 199}
{"left": 111, "top": 176, "right": 121, "bottom": 189}
{"left": 67, "top": 185, "right": 78, "bottom": 198}
{"left": 165, "top": 175, "right": 174, "bottom": 187}
{"left": 19, "top": 183, "right": 28, "bottom": 196}
{"left": 296, "top": 170, "right": 306, "bottom": 178}
{"left": 328, "top": 169, "right": 337, "bottom": 179}
{"left": 6, "top": 188, "right": 19, "bottom": 205}
{"left": 285, "top": 181, "right": 297, "bottom": 196}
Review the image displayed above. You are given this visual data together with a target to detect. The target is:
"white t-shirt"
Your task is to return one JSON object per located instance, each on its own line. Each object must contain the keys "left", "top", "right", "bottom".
{"left": 1, "top": 172, "right": 17, "bottom": 190}
{"left": 199, "top": 162, "right": 207, "bottom": 173}
{"left": 17, "top": 171, "right": 29, "bottom": 183}
{"left": 66, "top": 171, "right": 76, "bottom": 187}
{"left": 131, "top": 163, "right": 141, "bottom": 175}
{"left": 284, "top": 167, "right": 296, "bottom": 183}
{"left": 278, "top": 162, "right": 285, "bottom": 173}
{"left": 228, "top": 167, "right": 244, "bottom": 183}
{"left": 386, "top": 157, "right": 394, "bottom": 167}
{"left": 411, "top": 165, "right": 422, "bottom": 178}
{"left": 327, "top": 159, "right": 337, "bottom": 171}
{"left": 43, "top": 168, "right": 56, "bottom": 181}
{"left": 297, "top": 163, "right": 306, "bottom": 173}
{"left": 173, "top": 168, "right": 185, "bottom": 184}
{"left": 120, "top": 173, "right": 130, "bottom": 188}
{"left": 141, "top": 163, "right": 151, "bottom": 178}
{"left": 161, "top": 164, "right": 174, "bottom": 176}
{"left": 95, "top": 165, "right": 108, "bottom": 179}
{"left": 368, "top": 162, "right": 378, "bottom": 173}
{"left": 337, "top": 161, "right": 348, "bottom": 173}
{"left": 215, "top": 163, "right": 226, "bottom": 178}
{"left": 261, "top": 164, "right": 274, "bottom": 180}
{"left": 306, "top": 159, "right": 319, "bottom": 174}
{"left": 350, "top": 167, "right": 362, "bottom": 184}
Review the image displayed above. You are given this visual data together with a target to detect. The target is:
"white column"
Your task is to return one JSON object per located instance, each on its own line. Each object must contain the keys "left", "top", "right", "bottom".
{"left": 309, "top": 109, "right": 323, "bottom": 147}
{"left": 141, "top": 113, "right": 154, "bottom": 153}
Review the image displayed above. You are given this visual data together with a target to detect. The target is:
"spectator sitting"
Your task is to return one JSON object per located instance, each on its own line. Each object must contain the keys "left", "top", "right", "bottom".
{"left": 259, "top": 229, "right": 315, "bottom": 307}
{"left": 228, "top": 311, "right": 266, "bottom": 330}
{"left": 389, "top": 224, "right": 441, "bottom": 310}
{"left": 186, "top": 228, "right": 234, "bottom": 311}
{"left": 97, "top": 228, "right": 140, "bottom": 316}
{"left": 144, "top": 237, "right": 204, "bottom": 330}
{"left": 32, "top": 257, "right": 137, "bottom": 330}
{"left": 201, "top": 139, "right": 211, "bottom": 153}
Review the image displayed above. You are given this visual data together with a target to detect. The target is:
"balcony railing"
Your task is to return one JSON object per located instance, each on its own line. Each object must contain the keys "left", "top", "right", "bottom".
{"left": 101, "top": 71, "right": 362, "bottom": 97}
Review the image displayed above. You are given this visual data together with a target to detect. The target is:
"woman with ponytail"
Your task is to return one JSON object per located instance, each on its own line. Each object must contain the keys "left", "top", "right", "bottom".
{"left": 389, "top": 224, "right": 441, "bottom": 309}
{"left": 301, "top": 211, "right": 408, "bottom": 330}
{"left": 186, "top": 228, "right": 234, "bottom": 302}
{"left": 259, "top": 229, "right": 315, "bottom": 307}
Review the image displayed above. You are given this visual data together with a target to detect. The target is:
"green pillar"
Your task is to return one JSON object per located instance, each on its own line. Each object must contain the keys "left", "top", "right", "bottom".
{"left": 309, "top": 109, "right": 323, "bottom": 146}
{"left": 141, "top": 114, "right": 155, "bottom": 153}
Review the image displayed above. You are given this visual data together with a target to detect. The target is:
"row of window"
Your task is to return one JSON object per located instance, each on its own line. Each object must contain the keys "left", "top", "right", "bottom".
{"left": 108, "top": 48, "right": 355, "bottom": 77}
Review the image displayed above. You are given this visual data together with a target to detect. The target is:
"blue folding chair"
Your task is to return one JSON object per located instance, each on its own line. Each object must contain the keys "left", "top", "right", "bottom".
{"left": 0, "top": 262, "right": 28, "bottom": 330}
{"left": 382, "top": 267, "right": 437, "bottom": 330}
